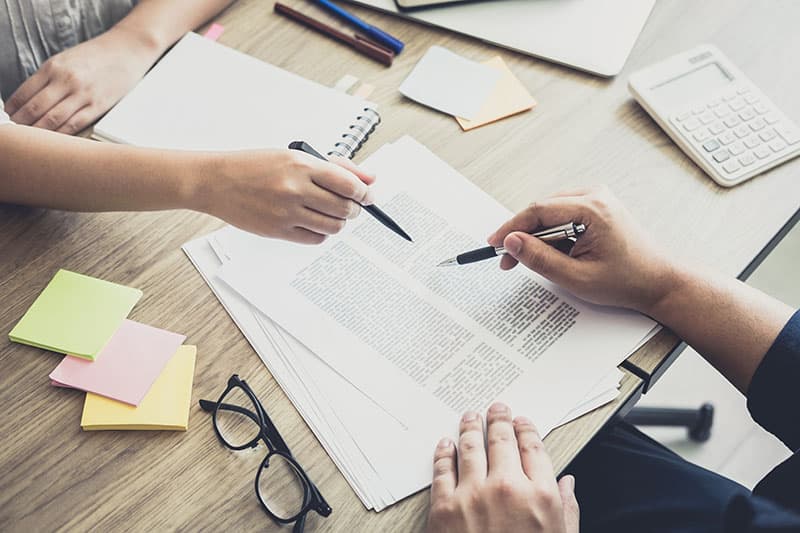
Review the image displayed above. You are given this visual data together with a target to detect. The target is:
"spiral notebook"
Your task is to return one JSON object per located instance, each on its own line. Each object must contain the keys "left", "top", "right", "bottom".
{"left": 93, "top": 32, "right": 379, "bottom": 158}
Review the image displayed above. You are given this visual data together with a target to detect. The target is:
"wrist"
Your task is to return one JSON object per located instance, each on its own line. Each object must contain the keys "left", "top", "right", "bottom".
{"left": 106, "top": 21, "right": 169, "bottom": 61}
{"left": 640, "top": 261, "right": 695, "bottom": 321}
{"left": 178, "top": 152, "right": 222, "bottom": 215}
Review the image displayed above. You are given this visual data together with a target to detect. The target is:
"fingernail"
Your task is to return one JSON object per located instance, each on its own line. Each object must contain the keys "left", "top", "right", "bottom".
{"left": 565, "top": 475, "right": 576, "bottom": 491}
{"left": 437, "top": 438, "right": 452, "bottom": 449}
{"left": 462, "top": 411, "right": 478, "bottom": 422}
{"left": 489, "top": 402, "right": 508, "bottom": 414}
{"left": 514, "top": 416, "right": 532, "bottom": 426}
{"left": 505, "top": 234, "right": 522, "bottom": 256}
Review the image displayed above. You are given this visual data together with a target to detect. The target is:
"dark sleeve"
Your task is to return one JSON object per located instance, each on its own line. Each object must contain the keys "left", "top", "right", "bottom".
{"left": 746, "top": 309, "right": 800, "bottom": 451}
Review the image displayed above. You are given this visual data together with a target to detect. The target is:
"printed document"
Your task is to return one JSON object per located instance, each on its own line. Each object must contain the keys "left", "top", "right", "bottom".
{"left": 212, "top": 136, "right": 655, "bottom": 502}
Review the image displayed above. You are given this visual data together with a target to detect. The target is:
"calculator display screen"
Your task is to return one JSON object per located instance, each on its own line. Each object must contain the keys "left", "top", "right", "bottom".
{"left": 651, "top": 63, "right": 732, "bottom": 106}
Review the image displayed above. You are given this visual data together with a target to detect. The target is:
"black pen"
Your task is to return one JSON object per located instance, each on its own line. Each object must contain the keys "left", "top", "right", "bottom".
{"left": 437, "top": 222, "right": 585, "bottom": 266}
{"left": 288, "top": 141, "right": 413, "bottom": 242}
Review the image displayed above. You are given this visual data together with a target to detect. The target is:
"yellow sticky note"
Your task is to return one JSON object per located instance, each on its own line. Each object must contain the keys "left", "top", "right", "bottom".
{"left": 81, "top": 346, "right": 196, "bottom": 431}
{"left": 456, "top": 57, "right": 536, "bottom": 131}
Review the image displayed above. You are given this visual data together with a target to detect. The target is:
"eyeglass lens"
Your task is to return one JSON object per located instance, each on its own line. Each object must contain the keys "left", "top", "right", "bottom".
{"left": 215, "top": 386, "right": 262, "bottom": 448}
{"left": 257, "top": 453, "right": 308, "bottom": 520}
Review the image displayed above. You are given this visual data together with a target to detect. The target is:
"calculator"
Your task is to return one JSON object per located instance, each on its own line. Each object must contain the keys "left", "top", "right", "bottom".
{"left": 628, "top": 44, "right": 800, "bottom": 187}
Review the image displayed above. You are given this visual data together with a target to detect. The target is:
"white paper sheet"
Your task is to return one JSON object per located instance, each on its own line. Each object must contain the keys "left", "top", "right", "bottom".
{"left": 399, "top": 46, "right": 501, "bottom": 119}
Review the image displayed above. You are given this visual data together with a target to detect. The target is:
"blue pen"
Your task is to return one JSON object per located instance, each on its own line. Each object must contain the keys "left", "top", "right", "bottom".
{"left": 310, "top": 0, "right": 404, "bottom": 54}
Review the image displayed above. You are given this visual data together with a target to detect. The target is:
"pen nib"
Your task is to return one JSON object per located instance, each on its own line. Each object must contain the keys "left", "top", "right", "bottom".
{"left": 436, "top": 258, "right": 458, "bottom": 267}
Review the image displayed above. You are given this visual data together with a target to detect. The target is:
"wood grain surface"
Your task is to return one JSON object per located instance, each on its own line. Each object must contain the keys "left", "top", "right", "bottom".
{"left": 2, "top": 0, "right": 799, "bottom": 531}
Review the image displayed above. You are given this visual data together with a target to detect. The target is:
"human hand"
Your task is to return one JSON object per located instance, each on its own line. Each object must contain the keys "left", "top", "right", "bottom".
{"left": 4, "top": 26, "right": 160, "bottom": 135}
{"left": 195, "top": 149, "right": 375, "bottom": 244}
{"left": 426, "top": 403, "right": 579, "bottom": 533}
{"left": 488, "top": 186, "right": 680, "bottom": 315}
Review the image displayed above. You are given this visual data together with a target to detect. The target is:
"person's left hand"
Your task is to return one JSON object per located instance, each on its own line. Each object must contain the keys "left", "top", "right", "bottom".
{"left": 5, "top": 26, "right": 160, "bottom": 135}
{"left": 426, "top": 403, "right": 579, "bottom": 533}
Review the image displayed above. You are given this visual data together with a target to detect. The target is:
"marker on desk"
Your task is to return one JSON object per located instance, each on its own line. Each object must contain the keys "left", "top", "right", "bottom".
{"left": 275, "top": 3, "right": 394, "bottom": 66}
{"left": 288, "top": 141, "right": 413, "bottom": 242}
{"left": 309, "top": 0, "right": 405, "bottom": 54}
{"left": 437, "top": 222, "right": 585, "bottom": 266}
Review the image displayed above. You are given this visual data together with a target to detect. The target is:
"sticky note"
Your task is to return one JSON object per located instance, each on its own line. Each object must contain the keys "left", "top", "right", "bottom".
{"left": 399, "top": 46, "right": 501, "bottom": 120}
{"left": 9, "top": 270, "right": 142, "bottom": 360}
{"left": 81, "top": 346, "right": 197, "bottom": 431}
{"left": 49, "top": 320, "right": 186, "bottom": 405}
{"left": 353, "top": 82, "right": 375, "bottom": 99}
{"left": 456, "top": 57, "right": 537, "bottom": 131}
{"left": 334, "top": 74, "right": 359, "bottom": 93}
{"left": 203, "top": 23, "right": 225, "bottom": 41}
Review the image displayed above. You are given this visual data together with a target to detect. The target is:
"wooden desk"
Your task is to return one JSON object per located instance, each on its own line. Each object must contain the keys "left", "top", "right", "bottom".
{"left": 1, "top": 0, "right": 799, "bottom": 530}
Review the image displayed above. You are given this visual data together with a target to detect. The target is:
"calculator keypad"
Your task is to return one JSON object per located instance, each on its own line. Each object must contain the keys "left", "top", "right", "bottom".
{"left": 671, "top": 84, "right": 800, "bottom": 184}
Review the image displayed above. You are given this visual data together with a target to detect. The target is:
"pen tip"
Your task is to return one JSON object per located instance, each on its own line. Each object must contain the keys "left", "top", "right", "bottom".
{"left": 436, "top": 258, "right": 457, "bottom": 267}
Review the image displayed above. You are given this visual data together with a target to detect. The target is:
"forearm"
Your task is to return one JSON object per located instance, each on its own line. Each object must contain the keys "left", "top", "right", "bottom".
{"left": 112, "top": 0, "right": 234, "bottom": 57}
{"left": 646, "top": 264, "right": 795, "bottom": 394}
{"left": 0, "top": 124, "right": 211, "bottom": 212}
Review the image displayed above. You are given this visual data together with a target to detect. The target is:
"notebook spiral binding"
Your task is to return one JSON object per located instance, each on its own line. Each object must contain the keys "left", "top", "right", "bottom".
{"left": 328, "top": 107, "right": 381, "bottom": 160}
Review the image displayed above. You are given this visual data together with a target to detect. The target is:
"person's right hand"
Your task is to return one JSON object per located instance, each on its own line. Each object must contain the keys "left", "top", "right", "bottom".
{"left": 487, "top": 186, "right": 680, "bottom": 315}
{"left": 195, "top": 149, "right": 375, "bottom": 244}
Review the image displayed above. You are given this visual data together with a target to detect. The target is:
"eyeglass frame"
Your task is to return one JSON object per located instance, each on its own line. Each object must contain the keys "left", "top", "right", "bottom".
{"left": 199, "top": 374, "right": 332, "bottom": 532}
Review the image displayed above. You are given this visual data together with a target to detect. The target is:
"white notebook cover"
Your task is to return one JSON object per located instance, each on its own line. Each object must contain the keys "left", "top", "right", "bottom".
{"left": 94, "top": 33, "right": 378, "bottom": 155}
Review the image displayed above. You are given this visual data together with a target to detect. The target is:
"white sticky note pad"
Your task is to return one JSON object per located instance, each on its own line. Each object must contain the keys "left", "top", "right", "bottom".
{"left": 399, "top": 46, "right": 501, "bottom": 120}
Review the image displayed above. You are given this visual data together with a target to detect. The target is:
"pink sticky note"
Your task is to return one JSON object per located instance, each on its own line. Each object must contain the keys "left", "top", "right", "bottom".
{"left": 204, "top": 23, "right": 225, "bottom": 41}
{"left": 49, "top": 320, "right": 186, "bottom": 406}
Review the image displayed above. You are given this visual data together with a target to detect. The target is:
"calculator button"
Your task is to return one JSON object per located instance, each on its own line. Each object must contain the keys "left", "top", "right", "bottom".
{"left": 764, "top": 112, "right": 780, "bottom": 124}
{"left": 693, "top": 129, "right": 711, "bottom": 142}
{"left": 723, "top": 91, "right": 739, "bottom": 101}
{"left": 703, "top": 139, "right": 720, "bottom": 152}
{"left": 739, "top": 153, "right": 756, "bottom": 166}
{"left": 744, "top": 93, "right": 759, "bottom": 104}
{"left": 699, "top": 112, "right": 715, "bottom": 125}
{"left": 713, "top": 150, "right": 731, "bottom": 163}
{"left": 709, "top": 122, "right": 725, "bottom": 135}
{"left": 723, "top": 160, "right": 741, "bottom": 173}
{"left": 675, "top": 111, "right": 691, "bottom": 122}
{"left": 707, "top": 98, "right": 722, "bottom": 107}
{"left": 749, "top": 117, "right": 767, "bottom": 131}
{"left": 774, "top": 124, "right": 800, "bottom": 145}
{"left": 682, "top": 118, "right": 701, "bottom": 131}
{"left": 739, "top": 108, "right": 756, "bottom": 122}
{"left": 723, "top": 116, "right": 741, "bottom": 128}
{"left": 754, "top": 146, "right": 771, "bottom": 159}
{"left": 759, "top": 129, "right": 777, "bottom": 142}
{"left": 753, "top": 102, "right": 769, "bottom": 114}
{"left": 737, "top": 86, "right": 750, "bottom": 95}
{"left": 729, "top": 98, "right": 746, "bottom": 111}
{"left": 692, "top": 105, "right": 705, "bottom": 115}
{"left": 714, "top": 107, "right": 731, "bottom": 118}
{"left": 743, "top": 136, "right": 761, "bottom": 149}
{"left": 719, "top": 132, "right": 736, "bottom": 145}
{"left": 733, "top": 125, "right": 750, "bottom": 138}
{"left": 769, "top": 139, "right": 788, "bottom": 152}
{"left": 728, "top": 141, "right": 745, "bottom": 155}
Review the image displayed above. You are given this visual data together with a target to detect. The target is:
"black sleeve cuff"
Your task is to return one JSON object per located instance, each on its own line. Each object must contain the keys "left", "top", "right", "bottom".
{"left": 747, "top": 309, "right": 800, "bottom": 451}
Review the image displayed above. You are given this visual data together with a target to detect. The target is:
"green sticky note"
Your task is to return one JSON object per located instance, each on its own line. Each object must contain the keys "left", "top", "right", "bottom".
{"left": 9, "top": 269, "right": 142, "bottom": 360}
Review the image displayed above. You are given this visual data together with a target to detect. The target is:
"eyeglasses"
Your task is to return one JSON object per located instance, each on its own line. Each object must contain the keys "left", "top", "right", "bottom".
{"left": 200, "top": 375, "right": 331, "bottom": 532}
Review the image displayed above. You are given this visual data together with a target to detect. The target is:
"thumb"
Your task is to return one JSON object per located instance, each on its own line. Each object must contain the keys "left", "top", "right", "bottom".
{"left": 503, "top": 232, "right": 575, "bottom": 283}
{"left": 558, "top": 475, "right": 580, "bottom": 533}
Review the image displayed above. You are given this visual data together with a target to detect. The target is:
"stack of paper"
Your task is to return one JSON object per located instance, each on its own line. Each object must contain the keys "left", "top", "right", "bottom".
{"left": 399, "top": 46, "right": 536, "bottom": 130}
{"left": 184, "top": 136, "right": 659, "bottom": 511}
{"left": 9, "top": 270, "right": 196, "bottom": 431}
